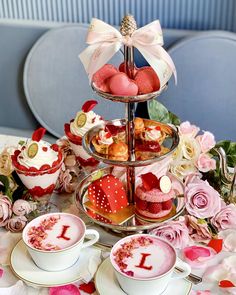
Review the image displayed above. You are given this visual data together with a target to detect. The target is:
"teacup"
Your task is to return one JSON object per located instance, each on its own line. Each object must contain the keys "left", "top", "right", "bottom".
{"left": 22, "top": 212, "right": 99, "bottom": 271}
{"left": 110, "top": 234, "right": 191, "bottom": 295}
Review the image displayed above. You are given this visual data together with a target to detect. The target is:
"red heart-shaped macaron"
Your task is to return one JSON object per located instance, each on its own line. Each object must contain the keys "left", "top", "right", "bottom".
{"left": 109, "top": 72, "right": 138, "bottom": 96}
{"left": 119, "top": 62, "right": 138, "bottom": 76}
{"left": 92, "top": 64, "right": 118, "bottom": 88}
{"left": 134, "top": 66, "right": 160, "bottom": 94}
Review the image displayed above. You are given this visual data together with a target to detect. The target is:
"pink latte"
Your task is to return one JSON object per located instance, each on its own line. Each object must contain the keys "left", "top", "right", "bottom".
{"left": 25, "top": 213, "right": 84, "bottom": 251}
{"left": 111, "top": 235, "right": 176, "bottom": 279}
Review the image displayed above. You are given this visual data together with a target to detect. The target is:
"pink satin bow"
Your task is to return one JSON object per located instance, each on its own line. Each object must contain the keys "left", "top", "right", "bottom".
{"left": 79, "top": 18, "right": 177, "bottom": 87}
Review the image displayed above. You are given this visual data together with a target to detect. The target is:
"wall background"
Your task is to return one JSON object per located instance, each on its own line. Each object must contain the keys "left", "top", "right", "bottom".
{"left": 0, "top": 0, "right": 236, "bottom": 31}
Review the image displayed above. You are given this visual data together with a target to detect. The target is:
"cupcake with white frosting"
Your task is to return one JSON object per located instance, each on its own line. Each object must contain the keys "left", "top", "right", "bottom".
{"left": 11, "top": 128, "right": 63, "bottom": 200}
{"left": 64, "top": 100, "right": 103, "bottom": 169}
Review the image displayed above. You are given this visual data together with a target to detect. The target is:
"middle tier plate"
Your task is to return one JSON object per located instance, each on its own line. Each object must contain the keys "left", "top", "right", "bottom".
{"left": 83, "top": 118, "right": 179, "bottom": 167}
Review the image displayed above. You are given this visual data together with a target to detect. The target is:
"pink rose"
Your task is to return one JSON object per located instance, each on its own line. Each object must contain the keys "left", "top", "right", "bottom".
{"left": 196, "top": 153, "right": 216, "bottom": 172}
{"left": 184, "top": 172, "right": 202, "bottom": 186}
{"left": 149, "top": 218, "right": 189, "bottom": 249}
{"left": 12, "top": 200, "right": 32, "bottom": 216}
{"left": 5, "top": 215, "right": 27, "bottom": 232}
{"left": 184, "top": 178, "right": 221, "bottom": 218}
{"left": 0, "top": 195, "right": 12, "bottom": 226}
{"left": 196, "top": 131, "right": 215, "bottom": 153}
{"left": 185, "top": 215, "right": 212, "bottom": 244}
{"left": 179, "top": 121, "right": 200, "bottom": 137}
{"left": 56, "top": 168, "right": 79, "bottom": 194}
{"left": 211, "top": 204, "right": 236, "bottom": 231}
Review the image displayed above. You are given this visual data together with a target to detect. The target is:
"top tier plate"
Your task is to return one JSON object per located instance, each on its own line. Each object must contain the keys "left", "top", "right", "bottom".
{"left": 82, "top": 118, "right": 179, "bottom": 167}
{"left": 91, "top": 82, "right": 168, "bottom": 103}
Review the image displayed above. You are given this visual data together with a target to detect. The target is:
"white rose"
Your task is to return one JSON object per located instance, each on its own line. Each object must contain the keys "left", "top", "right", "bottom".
{"left": 180, "top": 135, "right": 201, "bottom": 161}
{"left": 170, "top": 159, "right": 197, "bottom": 181}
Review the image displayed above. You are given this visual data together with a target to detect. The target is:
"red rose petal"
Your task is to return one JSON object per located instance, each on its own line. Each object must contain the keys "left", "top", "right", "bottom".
{"left": 32, "top": 127, "right": 46, "bottom": 142}
{"left": 140, "top": 172, "right": 159, "bottom": 191}
{"left": 49, "top": 284, "right": 81, "bottom": 295}
{"left": 82, "top": 100, "right": 98, "bottom": 113}
{"left": 0, "top": 268, "right": 3, "bottom": 278}
{"left": 219, "top": 280, "right": 235, "bottom": 288}
{"left": 207, "top": 239, "right": 223, "bottom": 254}
{"left": 79, "top": 282, "right": 96, "bottom": 294}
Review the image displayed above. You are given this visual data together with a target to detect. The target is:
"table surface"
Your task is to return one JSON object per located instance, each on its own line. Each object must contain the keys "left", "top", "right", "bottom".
{"left": 0, "top": 133, "right": 232, "bottom": 295}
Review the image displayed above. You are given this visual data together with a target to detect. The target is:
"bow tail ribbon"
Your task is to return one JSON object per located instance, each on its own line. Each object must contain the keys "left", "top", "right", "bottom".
{"left": 134, "top": 43, "right": 177, "bottom": 86}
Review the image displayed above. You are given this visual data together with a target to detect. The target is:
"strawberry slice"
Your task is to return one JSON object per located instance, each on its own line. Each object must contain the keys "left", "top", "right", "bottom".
{"left": 207, "top": 239, "right": 223, "bottom": 254}
{"left": 82, "top": 100, "right": 98, "bottom": 113}
{"left": 140, "top": 172, "right": 159, "bottom": 191}
{"left": 32, "top": 127, "right": 46, "bottom": 142}
{"left": 219, "top": 280, "right": 235, "bottom": 288}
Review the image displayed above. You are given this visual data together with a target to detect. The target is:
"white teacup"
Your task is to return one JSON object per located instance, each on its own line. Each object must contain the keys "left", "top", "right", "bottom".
{"left": 22, "top": 212, "right": 99, "bottom": 271}
{"left": 110, "top": 234, "right": 191, "bottom": 295}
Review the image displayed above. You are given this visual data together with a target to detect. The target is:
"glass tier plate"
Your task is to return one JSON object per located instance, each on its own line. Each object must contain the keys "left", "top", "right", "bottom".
{"left": 75, "top": 166, "right": 185, "bottom": 233}
{"left": 83, "top": 119, "right": 179, "bottom": 167}
{"left": 91, "top": 82, "right": 168, "bottom": 103}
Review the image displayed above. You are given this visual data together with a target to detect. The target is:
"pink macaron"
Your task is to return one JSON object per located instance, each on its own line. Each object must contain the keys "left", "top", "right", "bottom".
{"left": 108, "top": 72, "right": 139, "bottom": 96}
{"left": 134, "top": 66, "right": 160, "bottom": 94}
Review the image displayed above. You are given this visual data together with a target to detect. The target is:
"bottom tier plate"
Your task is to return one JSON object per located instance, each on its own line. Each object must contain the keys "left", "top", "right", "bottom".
{"left": 75, "top": 166, "right": 185, "bottom": 233}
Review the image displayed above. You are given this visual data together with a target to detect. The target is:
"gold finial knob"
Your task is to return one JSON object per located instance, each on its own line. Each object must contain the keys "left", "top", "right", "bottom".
{"left": 120, "top": 14, "right": 137, "bottom": 36}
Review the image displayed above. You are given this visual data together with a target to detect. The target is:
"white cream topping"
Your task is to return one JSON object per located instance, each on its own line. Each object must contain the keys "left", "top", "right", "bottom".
{"left": 97, "top": 130, "right": 113, "bottom": 145}
{"left": 70, "top": 111, "right": 103, "bottom": 137}
{"left": 144, "top": 126, "right": 161, "bottom": 141}
{"left": 17, "top": 139, "right": 58, "bottom": 169}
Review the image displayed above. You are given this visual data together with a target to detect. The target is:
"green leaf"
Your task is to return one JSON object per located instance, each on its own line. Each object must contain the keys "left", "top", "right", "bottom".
{"left": 148, "top": 99, "right": 170, "bottom": 123}
{"left": 169, "top": 111, "right": 181, "bottom": 125}
{"left": 0, "top": 175, "right": 9, "bottom": 192}
{"left": 211, "top": 140, "right": 236, "bottom": 168}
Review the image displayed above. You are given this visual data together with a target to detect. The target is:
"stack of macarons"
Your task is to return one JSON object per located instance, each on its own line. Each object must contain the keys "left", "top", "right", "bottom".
{"left": 92, "top": 63, "right": 160, "bottom": 96}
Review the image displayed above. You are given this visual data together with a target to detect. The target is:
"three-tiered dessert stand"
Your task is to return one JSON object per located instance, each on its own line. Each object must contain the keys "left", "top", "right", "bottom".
{"left": 76, "top": 15, "right": 183, "bottom": 246}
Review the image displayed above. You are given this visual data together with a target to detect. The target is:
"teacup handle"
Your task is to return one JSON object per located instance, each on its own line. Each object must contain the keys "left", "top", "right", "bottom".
{"left": 171, "top": 257, "right": 191, "bottom": 281}
{"left": 82, "top": 229, "right": 100, "bottom": 249}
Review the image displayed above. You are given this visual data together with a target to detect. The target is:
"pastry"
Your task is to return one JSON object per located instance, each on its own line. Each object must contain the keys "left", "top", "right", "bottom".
{"left": 87, "top": 174, "right": 128, "bottom": 214}
{"left": 92, "top": 129, "right": 113, "bottom": 155}
{"left": 134, "top": 117, "right": 145, "bottom": 138}
{"left": 64, "top": 100, "right": 103, "bottom": 169}
{"left": 11, "top": 128, "right": 63, "bottom": 199}
{"left": 108, "top": 141, "right": 128, "bottom": 161}
{"left": 135, "top": 172, "right": 174, "bottom": 219}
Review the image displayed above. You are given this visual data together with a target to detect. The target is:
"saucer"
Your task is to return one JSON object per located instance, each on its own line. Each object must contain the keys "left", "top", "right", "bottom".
{"left": 95, "top": 258, "right": 192, "bottom": 295}
{"left": 11, "top": 240, "right": 84, "bottom": 287}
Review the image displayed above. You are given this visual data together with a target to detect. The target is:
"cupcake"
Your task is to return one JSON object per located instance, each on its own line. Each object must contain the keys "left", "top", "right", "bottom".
{"left": 135, "top": 172, "right": 175, "bottom": 219}
{"left": 11, "top": 128, "right": 63, "bottom": 200}
{"left": 64, "top": 100, "right": 103, "bottom": 170}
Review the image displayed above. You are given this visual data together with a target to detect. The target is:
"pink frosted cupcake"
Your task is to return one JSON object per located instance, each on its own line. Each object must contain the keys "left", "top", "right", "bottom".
{"left": 135, "top": 172, "right": 175, "bottom": 219}
{"left": 64, "top": 100, "right": 104, "bottom": 170}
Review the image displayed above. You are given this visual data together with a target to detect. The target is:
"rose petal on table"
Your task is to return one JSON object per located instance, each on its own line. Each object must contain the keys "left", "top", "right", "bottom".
{"left": 207, "top": 239, "right": 223, "bottom": 253}
{"left": 219, "top": 280, "right": 236, "bottom": 288}
{"left": 79, "top": 282, "right": 96, "bottom": 294}
{"left": 0, "top": 268, "right": 3, "bottom": 278}
{"left": 49, "top": 284, "right": 81, "bottom": 295}
{"left": 183, "top": 245, "right": 216, "bottom": 268}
